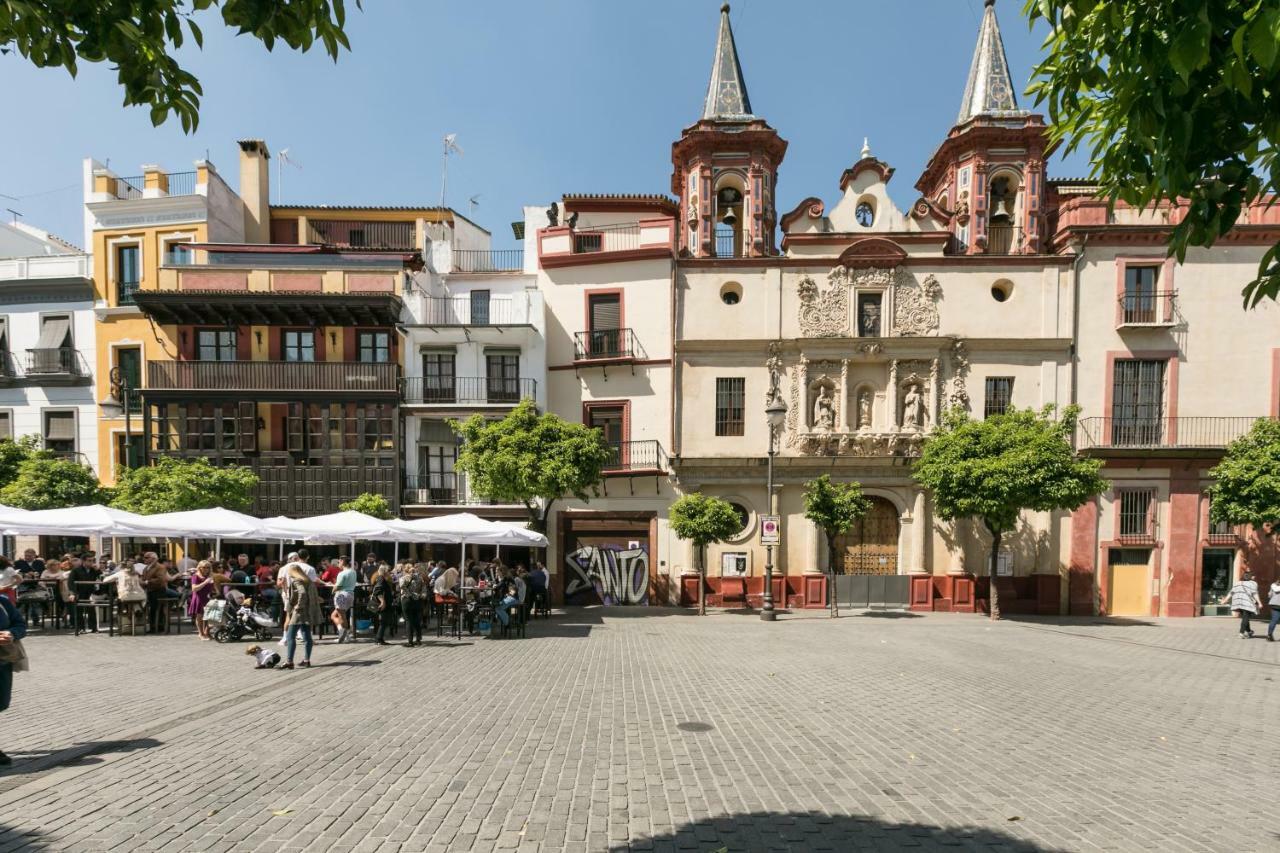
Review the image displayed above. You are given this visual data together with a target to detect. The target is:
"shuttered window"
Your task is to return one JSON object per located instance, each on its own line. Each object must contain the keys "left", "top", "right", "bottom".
{"left": 588, "top": 293, "right": 620, "bottom": 330}
{"left": 43, "top": 411, "right": 76, "bottom": 453}
{"left": 0, "top": 411, "right": 11, "bottom": 441}
{"left": 715, "top": 378, "right": 745, "bottom": 436}
{"left": 470, "top": 290, "right": 491, "bottom": 325}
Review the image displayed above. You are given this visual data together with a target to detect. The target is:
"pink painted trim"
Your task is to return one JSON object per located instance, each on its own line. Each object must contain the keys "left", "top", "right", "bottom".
{"left": 1114, "top": 255, "right": 1176, "bottom": 327}
{"left": 1102, "top": 348, "right": 1180, "bottom": 443}
{"left": 179, "top": 270, "right": 248, "bottom": 292}
{"left": 346, "top": 273, "right": 394, "bottom": 293}
{"left": 272, "top": 273, "right": 322, "bottom": 293}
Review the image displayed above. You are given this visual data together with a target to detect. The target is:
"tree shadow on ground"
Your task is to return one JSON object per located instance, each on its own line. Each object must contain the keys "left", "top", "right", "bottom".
{"left": 0, "top": 737, "right": 162, "bottom": 777}
{"left": 1001, "top": 614, "right": 1157, "bottom": 628}
{"left": 312, "top": 658, "right": 384, "bottom": 667}
{"left": 609, "top": 811, "right": 1066, "bottom": 852}
{"left": 0, "top": 821, "right": 48, "bottom": 851}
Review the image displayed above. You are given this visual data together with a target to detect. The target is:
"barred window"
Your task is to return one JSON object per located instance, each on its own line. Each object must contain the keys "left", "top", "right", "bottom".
{"left": 984, "top": 377, "right": 1014, "bottom": 418}
{"left": 1118, "top": 489, "right": 1155, "bottom": 539}
{"left": 715, "top": 378, "right": 745, "bottom": 436}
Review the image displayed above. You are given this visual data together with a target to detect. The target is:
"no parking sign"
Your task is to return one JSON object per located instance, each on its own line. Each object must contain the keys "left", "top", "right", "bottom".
{"left": 760, "top": 515, "right": 780, "bottom": 544}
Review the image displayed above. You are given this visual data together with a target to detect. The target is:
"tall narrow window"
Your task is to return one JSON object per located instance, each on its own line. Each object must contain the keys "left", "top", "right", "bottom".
{"left": 715, "top": 378, "right": 746, "bottom": 436}
{"left": 418, "top": 420, "right": 458, "bottom": 504}
{"left": 283, "top": 330, "right": 315, "bottom": 363}
{"left": 116, "top": 244, "right": 141, "bottom": 306}
{"left": 116, "top": 347, "right": 143, "bottom": 412}
{"left": 31, "top": 315, "right": 72, "bottom": 374}
{"left": 0, "top": 317, "right": 10, "bottom": 376}
{"left": 43, "top": 411, "right": 76, "bottom": 455}
{"left": 197, "top": 329, "right": 236, "bottom": 362}
{"left": 587, "top": 406, "right": 625, "bottom": 468}
{"left": 587, "top": 293, "right": 621, "bottom": 356}
{"left": 358, "top": 331, "right": 390, "bottom": 364}
{"left": 486, "top": 352, "right": 520, "bottom": 403}
{"left": 1111, "top": 359, "right": 1166, "bottom": 445}
{"left": 1118, "top": 489, "right": 1156, "bottom": 539}
{"left": 983, "top": 377, "right": 1014, "bottom": 418}
{"left": 857, "top": 293, "right": 882, "bottom": 337}
{"left": 1123, "top": 266, "right": 1158, "bottom": 324}
{"left": 422, "top": 351, "right": 456, "bottom": 403}
{"left": 469, "top": 290, "right": 491, "bottom": 325}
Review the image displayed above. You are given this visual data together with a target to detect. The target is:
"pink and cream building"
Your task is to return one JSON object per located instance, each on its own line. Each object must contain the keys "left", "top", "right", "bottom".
{"left": 530, "top": 1, "right": 1280, "bottom": 616}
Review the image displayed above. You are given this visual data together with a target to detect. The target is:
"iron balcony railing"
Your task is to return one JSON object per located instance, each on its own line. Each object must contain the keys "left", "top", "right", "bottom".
{"left": 403, "top": 473, "right": 462, "bottom": 506}
{"left": 572, "top": 222, "right": 641, "bottom": 254}
{"left": 112, "top": 177, "right": 144, "bottom": 200}
{"left": 165, "top": 171, "right": 198, "bottom": 196}
{"left": 25, "top": 348, "right": 85, "bottom": 376}
{"left": 306, "top": 220, "right": 417, "bottom": 250}
{"left": 1077, "top": 416, "right": 1269, "bottom": 450}
{"left": 148, "top": 360, "right": 400, "bottom": 393}
{"left": 117, "top": 280, "right": 141, "bottom": 306}
{"left": 401, "top": 376, "right": 535, "bottom": 405}
{"left": 452, "top": 249, "right": 523, "bottom": 272}
{"left": 420, "top": 296, "right": 521, "bottom": 325}
{"left": 603, "top": 439, "right": 667, "bottom": 474}
{"left": 573, "top": 328, "right": 638, "bottom": 361}
{"left": 985, "top": 223, "right": 1022, "bottom": 255}
{"left": 1119, "top": 291, "right": 1176, "bottom": 325}
{"left": 714, "top": 231, "right": 741, "bottom": 258}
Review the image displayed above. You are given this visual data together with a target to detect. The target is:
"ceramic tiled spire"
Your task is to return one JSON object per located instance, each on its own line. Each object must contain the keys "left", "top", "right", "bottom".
{"left": 957, "top": 0, "right": 1024, "bottom": 124}
{"left": 702, "top": 3, "right": 754, "bottom": 121}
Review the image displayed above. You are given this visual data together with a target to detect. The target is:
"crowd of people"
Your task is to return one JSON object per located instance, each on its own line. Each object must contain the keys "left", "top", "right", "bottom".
{"left": 0, "top": 546, "right": 552, "bottom": 666}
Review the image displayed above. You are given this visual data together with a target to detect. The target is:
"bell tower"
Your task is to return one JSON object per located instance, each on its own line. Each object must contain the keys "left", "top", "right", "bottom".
{"left": 671, "top": 3, "right": 787, "bottom": 258}
{"left": 915, "top": 0, "right": 1053, "bottom": 255}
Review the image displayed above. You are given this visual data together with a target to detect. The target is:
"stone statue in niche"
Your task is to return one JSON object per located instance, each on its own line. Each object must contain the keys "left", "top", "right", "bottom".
{"left": 857, "top": 390, "right": 873, "bottom": 431}
{"left": 812, "top": 385, "right": 836, "bottom": 431}
{"left": 901, "top": 383, "right": 926, "bottom": 431}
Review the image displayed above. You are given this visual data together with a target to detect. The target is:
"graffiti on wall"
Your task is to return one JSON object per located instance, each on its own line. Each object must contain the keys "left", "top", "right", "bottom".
{"left": 564, "top": 545, "right": 649, "bottom": 605}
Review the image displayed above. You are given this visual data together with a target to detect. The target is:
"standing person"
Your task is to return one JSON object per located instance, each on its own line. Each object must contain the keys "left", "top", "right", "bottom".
{"left": 67, "top": 556, "right": 103, "bottom": 633}
{"left": 331, "top": 558, "right": 357, "bottom": 643}
{"left": 1226, "top": 571, "right": 1262, "bottom": 638}
{"left": 1266, "top": 576, "right": 1280, "bottom": 642}
{"left": 398, "top": 564, "right": 425, "bottom": 647}
{"left": 370, "top": 564, "right": 396, "bottom": 645}
{"left": 140, "top": 553, "right": 169, "bottom": 634}
{"left": 281, "top": 564, "right": 322, "bottom": 669}
{"left": 187, "top": 561, "right": 217, "bottom": 641}
{"left": 275, "top": 550, "right": 317, "bottom": 646}
{"left": 359, "top": 553, "right": 379, "bottom": 584}
{"left": 0, "top": 567, "right": 28, "bottom": 765}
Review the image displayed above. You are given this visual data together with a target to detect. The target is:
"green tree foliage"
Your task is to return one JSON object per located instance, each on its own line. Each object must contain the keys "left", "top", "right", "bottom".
{"left": 802, "top": 474, "right": 871, "bottom": 618}
{"left": 0, "top": 435, "right": 45, "bottom": 492}
{"left": 1208, "top": 417, "right": 1280, "bottom": 531}
{"left": 450, "top": 399, "right": 611, "bottom": 533}
{"left": 1026, "top": 0, "right": 1280, "bottom": 306}
{"left": 339, "top": 491, "right": 393, "bottom": 520}
{"left": 669, "top": 492, "right": 743, "bottom": 615}
{"left": 111, "top": 456, "right": 258, "bottom": 514}
{"left": 0, "top": 455, "right": 106, "bottom": 510}
{"left": 913, "top": 406, "right": 1107, "bottom": 619}
{"left": 1, "top": 0, "right": 358, "bottom": 131}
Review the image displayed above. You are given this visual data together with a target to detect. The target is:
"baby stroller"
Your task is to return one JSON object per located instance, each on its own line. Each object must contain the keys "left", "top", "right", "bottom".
{"left": 209, "top": 597, "right": 278, "bottom": 643}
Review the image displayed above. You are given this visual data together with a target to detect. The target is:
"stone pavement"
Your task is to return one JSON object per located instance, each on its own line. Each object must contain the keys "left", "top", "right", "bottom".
{"left": 1, "top": 608, "right": 1277, "bottom": 852}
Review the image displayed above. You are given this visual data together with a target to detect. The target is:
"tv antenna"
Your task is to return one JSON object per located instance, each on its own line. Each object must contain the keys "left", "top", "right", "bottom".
{"left": 468, "top": 194, "right": 482, "bottom": 217}
{"left": 277, "top": 148, "right": 303, "bottom": 204}
{"left": 440, "top": 134, "right": 463, "bottom": 208}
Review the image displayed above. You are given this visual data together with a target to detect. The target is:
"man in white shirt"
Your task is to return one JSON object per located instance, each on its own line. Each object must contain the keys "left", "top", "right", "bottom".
{"left": 276, "top": 550, "right": 317, "bottom": 645}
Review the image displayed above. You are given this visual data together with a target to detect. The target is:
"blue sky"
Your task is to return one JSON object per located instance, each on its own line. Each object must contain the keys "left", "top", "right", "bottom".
{"left": 0, "top": 0, "right": 1088, "bottom": 250}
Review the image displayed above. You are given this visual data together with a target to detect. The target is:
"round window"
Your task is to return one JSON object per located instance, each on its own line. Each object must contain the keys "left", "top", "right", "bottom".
{"left": 991, "top": 280, "right": 1013, "bottom": 302}
{"left": 720, "top": 281, "right": 743, "bottom": 305}
{"left": 728, "top": 502, "right": 751, "bottom": 536}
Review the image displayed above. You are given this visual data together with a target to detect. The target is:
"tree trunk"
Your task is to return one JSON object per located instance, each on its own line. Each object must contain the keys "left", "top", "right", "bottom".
{"left": 828, "top": 539, "right": 839, "bottom": 618}
{"left": 988, "top": 526, "right": 1002, "bottom": 621}
{"left": 697, "top": 545, "right": 706, "bottom": 616}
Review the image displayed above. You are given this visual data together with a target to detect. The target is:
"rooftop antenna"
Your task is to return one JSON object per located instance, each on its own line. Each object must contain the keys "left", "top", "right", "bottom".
{"left": 441, "top": 133, "right": 463, "bottom": 208}
{"left": 277, "top": 148, "right": 302, "bottom": 204}
{"left": 5, "top": 208, "right": 21, "bottom": 224}
{"left": 468, "top": 194, "right": 481, "bottom": 218}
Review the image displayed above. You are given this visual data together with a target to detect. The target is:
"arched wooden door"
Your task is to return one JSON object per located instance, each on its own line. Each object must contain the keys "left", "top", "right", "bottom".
{"left": 835, "top": 497, "right": 900, "bottom": 575}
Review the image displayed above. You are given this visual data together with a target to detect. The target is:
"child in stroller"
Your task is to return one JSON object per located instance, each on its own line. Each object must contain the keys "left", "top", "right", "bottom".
{"left": 209, "top": 590, "right": 278, "bottom": 643}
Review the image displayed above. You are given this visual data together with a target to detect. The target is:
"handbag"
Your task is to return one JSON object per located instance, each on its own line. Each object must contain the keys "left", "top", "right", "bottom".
{"left": 0, "top": 639, "right": 29, "bottom": 672}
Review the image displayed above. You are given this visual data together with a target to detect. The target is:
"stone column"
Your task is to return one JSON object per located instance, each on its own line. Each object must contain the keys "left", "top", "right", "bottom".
{"left": 839, "top": 359, "right": 850, "bottom": 430}
{"left": 910, "top": 489, "right": 928, "bottom": 573}
{"left": 888, "top": 359, "right": 899, "bottom": 427}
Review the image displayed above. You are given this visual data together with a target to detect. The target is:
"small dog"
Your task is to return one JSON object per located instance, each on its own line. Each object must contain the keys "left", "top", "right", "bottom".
{"left": 246, "top": 644, "right": 281, "bottom": 669}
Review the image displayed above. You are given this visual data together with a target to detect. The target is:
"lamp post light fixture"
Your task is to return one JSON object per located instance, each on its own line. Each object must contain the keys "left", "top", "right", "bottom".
{"left": 761, "top": 392, "right": 787, "bottom": 622}
{"left": 101, "top": 366, "right": 135, "bottom": 470}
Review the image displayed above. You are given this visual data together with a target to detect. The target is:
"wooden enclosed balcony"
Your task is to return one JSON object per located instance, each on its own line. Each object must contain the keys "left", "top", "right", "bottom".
{"left": 147, "top": 360, "right": 400, "bottom": 395}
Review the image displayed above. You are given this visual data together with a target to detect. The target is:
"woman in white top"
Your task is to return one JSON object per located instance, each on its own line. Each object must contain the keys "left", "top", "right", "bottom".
{"left": 1226, "top": 571, "right": 1262, "bottom": 638}
{"left": 1266, "top": 577, "right": 1280, "bottom": 642}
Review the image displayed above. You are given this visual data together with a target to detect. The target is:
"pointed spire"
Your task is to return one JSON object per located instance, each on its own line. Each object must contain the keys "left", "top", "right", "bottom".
{"left": 702, "top": 3, "right": 755, "bottom": 121}
{"left": 957, "top": 0, "right": 1024, "bottom": 124}
{"left": 860, "top": 137, "right": 872, "bottom": 160}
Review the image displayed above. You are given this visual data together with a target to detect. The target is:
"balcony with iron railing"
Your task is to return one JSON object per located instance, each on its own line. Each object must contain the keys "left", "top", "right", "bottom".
{"left": 401, "top": 376, "right": 535, "bottom": 406}
{"left": 401, "top": 472, "right": 511, "bottom": 508}
{"left": 1077, "top": 416, "right": 1270, "bottom": 451}
{"left": 147, "top": 360, "right": 400, "bottom": 394}
{"left": 538, "top": 219, "right": 674, "bottom": 267}
{"left": 1118, "top": 291, "right": 1177, "bottom": 326}
{"left": 420, "top": 295, "right": 527, "bottom": 326}
{"left": 112, "top": 171, "right": 199, "bottom": 199}
{"left": 714, "top": 231, "right": 743, "bottom": 258}
{"left": 117, "top": 280, "right": 141, "bottom": 306}
{"left": 451, "top": 249, "right": 523, "bottom": 273}
{"left": 984, "top": 223, "right": 1022, "bottom": 255}
{"left": 25, "top": 348, "right": 87, "bottom": 380}
{"left": 573, "top": 328, "right": 639, "bottom": 363}
{"left": 602, "top": 439, "right": 668, "bottom": 475}
{"left": 306, "top": 219, "right": 417, "bottom": 250}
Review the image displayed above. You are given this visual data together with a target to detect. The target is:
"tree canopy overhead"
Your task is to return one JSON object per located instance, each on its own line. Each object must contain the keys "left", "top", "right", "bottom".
{"left": 111, "top": 456, "right": 258, "bottom": 514}
{"left": 1025, "top": 0, "right": 1280, "bottom": 306}
{"left": 913, "top": 406, "right": 1107, "bottom": 618}
{"left": 1208, "top": 417, "right": 1280, "bottom": 532}
{"left": 450, "top": 399, "right": 611, "bottom": 533}
{"left": 1, "top": 0, "right": 359, "bottom": 131}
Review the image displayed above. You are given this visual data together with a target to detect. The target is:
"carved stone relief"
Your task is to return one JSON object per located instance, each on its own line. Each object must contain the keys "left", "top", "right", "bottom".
{"left": 797, "top": 272, "right": 849, "bottom": 338}
{"left": 892, "top": 273, "right": 941, "bottom": 336}
{"left": 948, "top": 339, "right": 970, "bottom": 413}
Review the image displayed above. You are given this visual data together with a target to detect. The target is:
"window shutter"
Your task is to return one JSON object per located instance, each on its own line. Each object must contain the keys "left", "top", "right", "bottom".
{"left": 286, "top": 403, "right": 304, "bottom": 453}
{"left": 0, "top": 411, "right": 10, "bottom": 440}
{"left": 588, "top": 294, "right": 620, "bottom": 330}
{"left": 238, "top": 401, "right": 258, "bottom": 452}
{"left": 45, "top": 411, "right": 76, "bottom": 441}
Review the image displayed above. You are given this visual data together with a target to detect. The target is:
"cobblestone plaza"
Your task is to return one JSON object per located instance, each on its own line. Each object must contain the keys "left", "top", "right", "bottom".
{"left": 1, "top": 610, "right": 1276, "bottom": 852}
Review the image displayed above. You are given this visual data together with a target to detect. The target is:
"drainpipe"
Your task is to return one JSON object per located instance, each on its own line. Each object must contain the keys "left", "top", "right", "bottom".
{"left": 1069, "top": 233, "right": 1089, "bottom": 413}
{"left": 669, "top": 257, "right": 679, "bottom": 460}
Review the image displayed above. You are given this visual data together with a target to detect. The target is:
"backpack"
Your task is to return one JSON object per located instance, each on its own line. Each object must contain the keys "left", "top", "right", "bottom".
{"left": 368, "top": 590, "right": 386, "bottom": 612}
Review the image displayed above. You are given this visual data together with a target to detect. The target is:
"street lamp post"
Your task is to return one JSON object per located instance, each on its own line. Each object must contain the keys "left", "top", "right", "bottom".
{"left": 103, "top": 366, "right": 134, "bottom": 470}
{"left": 761, "top": 393, "right": 787, "bottom": 622}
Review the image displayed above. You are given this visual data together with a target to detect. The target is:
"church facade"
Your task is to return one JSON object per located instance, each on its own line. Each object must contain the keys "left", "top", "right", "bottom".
{"left": 531, "top": 1, "right": 1280, "bottom": 617}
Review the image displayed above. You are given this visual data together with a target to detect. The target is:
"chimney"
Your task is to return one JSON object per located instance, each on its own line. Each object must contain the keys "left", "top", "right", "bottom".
{"left": 237, "top": 139, "right": 271, "bottom": 244}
